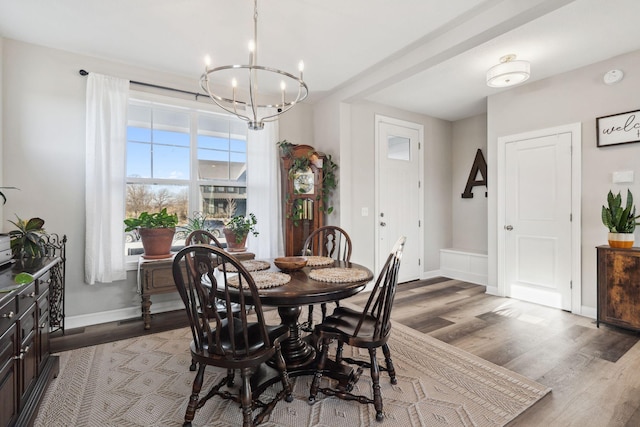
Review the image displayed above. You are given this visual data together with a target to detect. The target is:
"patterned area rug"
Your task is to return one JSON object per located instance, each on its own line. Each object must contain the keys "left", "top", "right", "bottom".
{"left": 35, "top": 307, "right": 550, "bottom": 426}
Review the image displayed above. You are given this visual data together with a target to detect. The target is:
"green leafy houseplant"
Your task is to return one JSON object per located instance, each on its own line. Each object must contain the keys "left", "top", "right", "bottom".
{"left": 124, "top": 208, "right": 179, "bottom": 258}
{"left": 124, "top": 208, "right": 178, "bottom": 231}
{"left": 601, "top": 189, "right": 640, "bottom": 233}
{"left": 8, "top": 215, "right": 46, "bottom": 258}
{"left": 224, "top": 213, "right": 259, "bottom": 243}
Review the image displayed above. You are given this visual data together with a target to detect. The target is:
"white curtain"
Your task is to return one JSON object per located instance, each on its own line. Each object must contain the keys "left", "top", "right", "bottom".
{"left": 246, "top": 115, "right": 284, "bottom": 258}
{"left": 85, "top": 73, "right": 129, "bottom": 284}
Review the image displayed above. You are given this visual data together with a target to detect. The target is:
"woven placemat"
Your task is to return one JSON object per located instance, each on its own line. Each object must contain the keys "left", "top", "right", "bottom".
{"left": 227, "top": 271, "right": 291, "bottom": 289}
{"left": 308, "top": 267, "right": 373, "bottom": 283}
{"left": 305, "top": 256, "right": 334, "bottom": 267}
{"left": 217, "top": 260, "right": 271, "bottom": 272}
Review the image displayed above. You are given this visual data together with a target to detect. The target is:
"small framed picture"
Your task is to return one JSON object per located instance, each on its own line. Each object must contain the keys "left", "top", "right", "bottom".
{"left": 596, "top": 109, "right": 640, "bottom": 147}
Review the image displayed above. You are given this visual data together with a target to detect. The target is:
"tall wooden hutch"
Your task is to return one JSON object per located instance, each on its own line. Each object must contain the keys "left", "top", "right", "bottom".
{"left": 281, "top": 144, "right": 325, "bottom": 256}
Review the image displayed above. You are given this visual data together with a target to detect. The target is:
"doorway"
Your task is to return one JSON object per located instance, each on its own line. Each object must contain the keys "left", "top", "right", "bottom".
{"left": 497, "top": 123, "right": 581, "bottom": 312}
{"left": 374, "top": 115, "right": 423, "bottom": 283}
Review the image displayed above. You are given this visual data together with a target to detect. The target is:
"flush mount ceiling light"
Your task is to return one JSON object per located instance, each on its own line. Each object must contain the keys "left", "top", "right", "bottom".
{"left": 486, "top": 54, "right": 530, "bottom": 88}
{"left": 200, "top": 0, "right": 308, "bottom": 130}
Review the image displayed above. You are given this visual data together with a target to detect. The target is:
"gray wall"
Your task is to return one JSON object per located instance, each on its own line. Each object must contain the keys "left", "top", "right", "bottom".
{"left": 451, "top": 114, "right": 488, "bottom": 252}
{"left": 321, "top": 100, "right": 452, "bottom": 274}
{"left": 0, "top": 38, "right": 310, "bottom": 324}
{"left": 487, "top": 49, "right": 640, "bottom": 312}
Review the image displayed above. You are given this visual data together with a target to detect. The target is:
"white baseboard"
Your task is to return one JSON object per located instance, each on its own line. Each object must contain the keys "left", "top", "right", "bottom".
{"left": 65, "top": 300, "right": 185, "bottom": 330}
{"left": 420, "top": 269, "right": 442, "bottom": 280}
{"left": 440, "top": 248, "right": 488, "bottom": 286}
{"left": 580, "top": 305, "right": 596, "bottom": 319}
{"left": 485, "top": 285, "right": 500, "bottom": 295}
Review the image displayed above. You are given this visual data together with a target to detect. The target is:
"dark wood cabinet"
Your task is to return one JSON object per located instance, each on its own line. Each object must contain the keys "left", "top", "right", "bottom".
{"left": 0, "top": 258, "right": 61, "bottom": 427}
{"left": 596, "top": 245, "right": 640, "bottom": 332}
{"left": 0, "top": 323, "right": 18, "bottom": 427}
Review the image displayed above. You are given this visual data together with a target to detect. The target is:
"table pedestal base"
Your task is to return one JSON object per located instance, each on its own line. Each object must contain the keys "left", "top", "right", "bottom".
{"left": 278, "top": 306, "right": 315, "bottom": 368}
{"left": 255, "top": 305, "right": 359, "bottom": 396}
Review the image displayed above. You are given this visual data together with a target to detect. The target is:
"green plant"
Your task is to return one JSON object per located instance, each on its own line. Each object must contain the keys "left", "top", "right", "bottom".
{"left": 124, "top": 208, "right": 178, "bottom": 231}
{"left": 180, "top": 211, "right": 209, "bottom": 233}
{"left": 602, "top": 189, "right": 640, "bottom": 233}
{"left": 277, "top": 139, "right": 295, "bottom": 157}
{"left": 8, "top": 215, "right": 46, "bottom": 258}
{"left": 224, "top": 213, "right": 259, "bottom": 243}
{"left": 289, "top": 198, "right": 306, "bottom": 227}
{"left": 320, "top": 154, "right": 338, "bottom": 214}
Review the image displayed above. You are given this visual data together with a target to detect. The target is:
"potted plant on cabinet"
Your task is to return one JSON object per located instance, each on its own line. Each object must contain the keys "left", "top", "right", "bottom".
{"left": 8, "top": 215, "right": 46, "bottom": 258}
{"left": 222, "top": 213, "right": 259, "bottom": 252}
{"left": 124, "top": 208, "right": 178, "bottom": 259}
{"left": 602, "top": 189, "right": 640, "bottom": 248}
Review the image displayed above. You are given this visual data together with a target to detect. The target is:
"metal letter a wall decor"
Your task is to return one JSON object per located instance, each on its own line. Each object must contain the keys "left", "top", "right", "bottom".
{"left": 461, "top": 148, "right": 487, "bottom": 198}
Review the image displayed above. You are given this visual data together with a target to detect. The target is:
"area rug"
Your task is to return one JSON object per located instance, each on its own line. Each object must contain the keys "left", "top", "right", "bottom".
{"left": 34, "top": 309, "right": 550, "bottom": 426}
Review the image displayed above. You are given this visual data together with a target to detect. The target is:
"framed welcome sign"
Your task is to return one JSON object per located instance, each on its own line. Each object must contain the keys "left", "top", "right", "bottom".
{"left": 596, "top": 109, "right": 640, "bottom": 147}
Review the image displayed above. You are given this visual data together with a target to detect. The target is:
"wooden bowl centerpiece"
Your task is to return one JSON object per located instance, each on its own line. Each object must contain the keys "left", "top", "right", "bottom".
{"left": 274, "top": 256, "right": 307, "bottom": 272}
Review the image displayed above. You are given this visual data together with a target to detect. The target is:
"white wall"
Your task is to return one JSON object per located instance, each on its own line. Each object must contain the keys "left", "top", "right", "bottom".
{"left": 487, "top": 49, "right": 640, "bottom": 312}
{"left": 451, "top": 114, "right": 488, "bottom": 252}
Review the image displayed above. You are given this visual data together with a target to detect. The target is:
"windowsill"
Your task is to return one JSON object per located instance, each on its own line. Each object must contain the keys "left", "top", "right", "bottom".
{"left": 125, "top": 242, "right": 230, "bottom": 271}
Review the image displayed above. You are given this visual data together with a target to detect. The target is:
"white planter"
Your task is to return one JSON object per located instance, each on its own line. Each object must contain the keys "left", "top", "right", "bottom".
{"left": 608, "top": 232, "right": 634, "bottom": 248}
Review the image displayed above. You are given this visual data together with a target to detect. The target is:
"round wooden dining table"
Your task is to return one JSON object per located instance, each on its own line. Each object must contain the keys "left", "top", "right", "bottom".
{"left": 226, "top": 259, "right": 374, "bottom": 370}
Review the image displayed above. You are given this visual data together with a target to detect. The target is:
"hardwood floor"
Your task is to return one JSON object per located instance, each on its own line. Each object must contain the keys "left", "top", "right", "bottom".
{"left": 350, "top": 277, "right": 640, "bottom": 427}
{"left": 51, "top": 277, "right": 640, "bottom": 426}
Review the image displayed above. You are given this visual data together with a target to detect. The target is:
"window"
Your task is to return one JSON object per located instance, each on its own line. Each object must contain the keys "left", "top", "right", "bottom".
{"left": 125, "top": 96, "right": 248, "bottom": 257}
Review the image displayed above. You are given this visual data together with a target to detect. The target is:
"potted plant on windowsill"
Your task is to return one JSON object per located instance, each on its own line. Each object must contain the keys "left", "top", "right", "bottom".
{"left": 602, "top": 189, "right": 640, "bottom": 248}
{"left": 222, "top": 213, "right": 259, "bottom": 252}
{"left": 124, "top": 208, "right": 179, "bottom": 259}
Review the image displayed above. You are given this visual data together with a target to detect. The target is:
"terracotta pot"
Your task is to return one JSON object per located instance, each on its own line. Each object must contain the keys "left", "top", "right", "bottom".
{"left": 608, "top": 232, "right": 634, "bottom": 249}
{"left": 139, "top": 227, "right": 175, "bottom": 259}
{"left": 223, "top": 228, "right": 248, "bottom": 252}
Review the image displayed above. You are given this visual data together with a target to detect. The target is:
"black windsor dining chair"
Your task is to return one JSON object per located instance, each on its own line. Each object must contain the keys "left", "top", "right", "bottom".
{"left": 172, "top": 244, "right": 293, "bottom": 427}
{"left": 308, "top": 236, "right": 406, "bottom": 422}
{"left": 301, "top": 225, "right": 353, "bottom": 331}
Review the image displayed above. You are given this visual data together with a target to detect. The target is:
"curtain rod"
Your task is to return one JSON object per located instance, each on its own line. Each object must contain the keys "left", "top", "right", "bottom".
{"left": 78, "top": 69, "right": 207, "bottom": 100}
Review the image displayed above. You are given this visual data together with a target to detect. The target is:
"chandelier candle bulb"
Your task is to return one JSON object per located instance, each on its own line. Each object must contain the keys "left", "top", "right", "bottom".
{"left": 248, "top": 40, "right": 255, "bottom": 64}
{"left": 281, "top": 81, "right": 286, "bottom": 107}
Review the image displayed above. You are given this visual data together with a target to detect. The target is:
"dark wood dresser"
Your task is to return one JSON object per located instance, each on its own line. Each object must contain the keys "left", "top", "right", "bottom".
{"left": 0, "top": 257, "right": 61, "bottom": 427}
{"left": 596, "top": 245, "right": 640, "bottom": 332}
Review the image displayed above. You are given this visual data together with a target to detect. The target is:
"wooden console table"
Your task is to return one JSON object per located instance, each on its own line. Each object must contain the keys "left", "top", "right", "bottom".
{"left": 138, "top": 251, "right": 255, "bottom": 330}
{"left": 596, "top": 245, "right": 640, "bottom": 332}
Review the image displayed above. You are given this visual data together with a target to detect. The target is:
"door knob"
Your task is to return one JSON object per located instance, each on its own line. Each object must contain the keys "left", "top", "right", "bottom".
{"left": 504, "top": 225, "right": 513, "bottom": 231}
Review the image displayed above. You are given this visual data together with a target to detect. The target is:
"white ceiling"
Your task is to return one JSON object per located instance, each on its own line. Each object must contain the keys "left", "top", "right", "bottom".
{"left": 2, "top": 0, "right": 640, "bottom": 121}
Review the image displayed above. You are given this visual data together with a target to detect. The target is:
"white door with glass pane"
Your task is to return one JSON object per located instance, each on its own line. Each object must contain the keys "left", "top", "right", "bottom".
{"left": 375, "top": 115, "right": 423, "bottom": 283}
